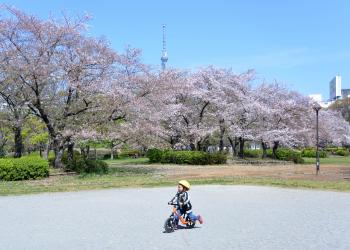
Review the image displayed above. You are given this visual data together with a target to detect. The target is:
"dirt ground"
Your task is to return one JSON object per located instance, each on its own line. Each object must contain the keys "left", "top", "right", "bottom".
{"left": 134, "top": 164, "right": 350, "bottom": 181}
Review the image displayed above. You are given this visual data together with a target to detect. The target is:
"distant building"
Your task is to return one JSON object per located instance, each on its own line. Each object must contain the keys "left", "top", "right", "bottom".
{"left": 341, "top": 89, "right": 350, "bottom": 99}
{"left": 309, "top": 75, "right": 349, "bottom": 107}
{"left": 329, "top": 75, "right": 342, "bottom": 101}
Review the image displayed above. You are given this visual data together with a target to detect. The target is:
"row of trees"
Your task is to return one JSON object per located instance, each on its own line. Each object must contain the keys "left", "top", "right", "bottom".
{"left": 0, "top": 6, "right": 349, "bottom": 167}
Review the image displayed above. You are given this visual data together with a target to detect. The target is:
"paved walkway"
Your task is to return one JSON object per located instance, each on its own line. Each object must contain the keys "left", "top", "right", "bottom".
{"left": 0, "top": 186, "right": 349, "bottom": 249}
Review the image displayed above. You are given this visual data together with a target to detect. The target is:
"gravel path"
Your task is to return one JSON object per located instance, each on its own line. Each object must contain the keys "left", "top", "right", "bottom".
{"left": 0, "top": 186, "right": 349, "bottom": 250}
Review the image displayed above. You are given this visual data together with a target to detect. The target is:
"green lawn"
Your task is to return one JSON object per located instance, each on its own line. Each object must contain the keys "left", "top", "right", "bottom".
{"left": 1, "top": 155, "right": 350, "bottom": 196}
{"left": 1, "top": 162, "right": 350, "bottom": 195}
{"left": 303, "top": 156, "right": 350, "bottom": 165}
{"left": 1, "top": 173, "right": 350, "bottom": 196}
{"left": 104, "top": 157, "right": 150, "bottom": 166}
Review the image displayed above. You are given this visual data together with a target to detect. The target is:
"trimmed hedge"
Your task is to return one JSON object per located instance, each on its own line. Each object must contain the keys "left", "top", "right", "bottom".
{"left": 147, "top": 149, "right": 227, "bottom": 165}
{"left": 325, "top": 147, "right": 350, "bottom": 156}
{"left": 335, "top": 149, "right": 350, "bottom": 156}
{"left": 119, "top": 149, "right": 142, "bottom": 158}
{"left": 267, "top": 148, "right": 304, "bottom": 164}
{"left": 244, "top": 149, "right": 262, "bottom": 158}
{"left": 302, "top": 149, "right": 328, "bottom": 158}
{"left": 0, "top": 156, "right": 49, "bottom": 181}
{"left": 147, "top": 148, "right": 163, "bottom": 163}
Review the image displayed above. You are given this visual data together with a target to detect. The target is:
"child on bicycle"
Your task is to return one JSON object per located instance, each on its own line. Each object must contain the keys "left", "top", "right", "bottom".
{"left": 168, "top": 180, "right": 204, "bottom": 228}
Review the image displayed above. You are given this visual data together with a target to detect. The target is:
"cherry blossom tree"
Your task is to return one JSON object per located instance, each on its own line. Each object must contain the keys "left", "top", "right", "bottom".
{"left": 0, "top": 6, "right": 116, "bottom": 167}
{"left": 254, "top": 83, "right": 314, "bottom": 158}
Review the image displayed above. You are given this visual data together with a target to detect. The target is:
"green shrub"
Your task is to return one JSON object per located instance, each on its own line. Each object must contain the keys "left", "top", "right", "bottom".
{"left": 0, "top": 148, "right": 6, "bottom": 158}
{"left": 244, "top": 149, "right": 261, "bottom": 158}
{"left": 84, "top": 159, "right": 109, "bottom": 174}
{"left": 119, "top": 149, "right": 141, "bottom": 158}
{"left": 48, "top": 155, "right": 55, "bottom": 166}
{"left": 209, "top": 152, "right": 227, "bottom": 164}
{"left": 147, "top": 148, "right": 163, "bottom": 163}
{"left": 302, "top": 149, "right": 327, "bottom": 158}
{"left": 62, "top": 150, "right": 82, "bottom": 164}
{"left": 148, "top": 150, "right": 227, "bottom": 165}
{"left": 267, "top": 148, "right": 304, "bottom": 164}
{"left": 325, "top": 147, "right": 338, "bottom": 153}
{"left": 335, "top": 149, "right": 350, "bottom": 156}
{"left": 103, "top": 153, "right": 112, "bottom": 160}
{"left": 63, "top": 150, "right": 109, "bottom": 174}
{"left": 0, "top": 156, "right": 49, "bottom": 181}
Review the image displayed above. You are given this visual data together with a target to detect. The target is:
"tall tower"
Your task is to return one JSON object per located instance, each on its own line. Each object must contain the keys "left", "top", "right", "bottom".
{"left": 329, "top": 75, "right": 341, "bottom": 101}
{"left": 161, "top": 25, "right": 168, "bottom": 70}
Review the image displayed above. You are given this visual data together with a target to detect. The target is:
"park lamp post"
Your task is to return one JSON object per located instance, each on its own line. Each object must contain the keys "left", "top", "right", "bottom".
{"left": 313, "top": 104, "right": 321, "bottom": 175}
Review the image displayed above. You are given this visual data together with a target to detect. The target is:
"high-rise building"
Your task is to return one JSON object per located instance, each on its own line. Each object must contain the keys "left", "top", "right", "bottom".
{"left": 341, "top": 89, "right": 350, "bottom": 99}
{"left": 161, "top": 25, "right": 168, "bottom": 70}
{"left": 329, "top": 75, "right": 342, "bottom": 101}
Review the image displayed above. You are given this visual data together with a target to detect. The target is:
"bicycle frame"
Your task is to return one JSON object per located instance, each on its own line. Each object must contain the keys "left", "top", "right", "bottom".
{"left": 172, "top": 206, "right": 190, "bottom": 225}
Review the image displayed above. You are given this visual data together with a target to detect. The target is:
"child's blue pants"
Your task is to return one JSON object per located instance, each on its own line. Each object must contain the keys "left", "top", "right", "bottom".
{"left": 174, "top": 210, "right": 198, "bottom": 225}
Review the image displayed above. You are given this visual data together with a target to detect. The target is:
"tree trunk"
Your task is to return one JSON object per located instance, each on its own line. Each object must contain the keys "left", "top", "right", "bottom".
{"left": 238, "top": 137, "right": 245, "bottom": 158}
{"left": 272, "top": 141, "right": 279, "bottom": 159}
{"left": 110, "top": 145, "right": 114, "bottom": 160}
{"left": 261, "top": 140, "right": 268, "bottom": 159}
{"left": 43, "top": 141, "right": 50, "bottom": 159}
{"left": 219, "top": 119, "right": 225, "bottom": 152}
{"left": 39, "top": 143, "right": 43, "bottom": 157}
{"left": 189, "top": 143, "right": 196, "bottom": 151}
{"left": 67, "top": 140, "right": 74, "bottom": 163}
{"left": 94, "top": 147, "right": 97, "bottom": 160}
{"left": 197, "top": 141, "right": 202, "bottom": 151}
{"left": 54, "top": 148, "right": 64, "bottom": 168}
{"left": 53, "top": 138, "right": 64, "bottom": 168}
{"left": 13, "top": 126, "right": 23, "bottom": 158}
{"left": 228, "top": 137, "right": 239, "bottom": 158}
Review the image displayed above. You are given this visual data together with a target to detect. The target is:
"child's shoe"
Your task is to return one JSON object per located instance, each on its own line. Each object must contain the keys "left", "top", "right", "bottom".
{"left": 198, "top": 215, "right": 204, "bottom": 224}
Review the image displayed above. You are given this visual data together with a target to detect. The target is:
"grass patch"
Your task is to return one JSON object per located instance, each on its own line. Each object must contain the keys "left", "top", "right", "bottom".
{"left": 1, "top": 157, "right": 350, "bottom": 196}
{"left": 1, "top": 171, "right": 350, "bottom": 196}
{"left": 303, "top": 156, "right": 350, "bottom": 165}
{"left": 188, "top": 177, "right": 350, "bottom": 192}
{"left": 105, "top": 157, "right": 149, "bottom": 166}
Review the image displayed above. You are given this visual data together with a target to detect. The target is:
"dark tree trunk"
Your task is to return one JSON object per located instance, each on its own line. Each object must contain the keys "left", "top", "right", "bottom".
{"left": 80, "top": 147, "right": 86, "bottom": 159}
{"left": 110, "top": 143, "right": 114, "bottom": 160}
{"left": 53, "top": 138, "right": 64, "bottom": 168}
{"left": 67, "top": 140, "right": 74, "bottom": 163}
{"left": 170, "top": 136, "right": 176, "bottom": 149}
{"left": 39, "top": 143, "right": 43, "bottom": 157}
{"left": 261, "top": 140, "right": 268, "bottom": 159}
{"left": 189, "top": 143, "right": 196, "bottom": 151}
{"left": 238, "top": 137, "right": 245, "bottom": 158}
{"left": 197, "top": 141, "right": 202, "bottom": 151}
{"left": 13, "top": 126, "right": 23, "bottom": 158}
{"left": 219, "top": 119, "right": 225, "bottom": 152}
{"left": 228, "top": 137, "right": 239, "bottom": 158}
{"left": 272, "top": 141, "right": 279, "bottom": 159}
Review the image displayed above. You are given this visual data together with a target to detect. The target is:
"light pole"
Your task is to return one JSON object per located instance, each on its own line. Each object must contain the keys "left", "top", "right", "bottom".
{"left": 313, "top": 104, "right": 321, "bottom": 175}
